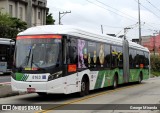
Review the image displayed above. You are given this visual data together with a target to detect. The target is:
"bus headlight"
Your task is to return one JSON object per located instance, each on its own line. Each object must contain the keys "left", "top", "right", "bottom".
{"left": 48, "top": 71, "right": 62, "bottom": 81}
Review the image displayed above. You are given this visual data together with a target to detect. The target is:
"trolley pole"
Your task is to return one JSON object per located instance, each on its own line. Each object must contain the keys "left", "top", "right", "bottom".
{"left": 101, "top": 25, "right": 103, "bottom": 34}
{"left": 59, "top": 11, "right": 71, "bottom": 25}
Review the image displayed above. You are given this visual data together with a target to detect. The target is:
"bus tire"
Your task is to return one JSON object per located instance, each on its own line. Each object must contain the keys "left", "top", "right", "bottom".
{"left": 138, "top": 73, "right": 142, "bottom": 84}
{"left": 79, "top": 77, "right": 89, "bottom": 97}
{"left": 37, "top": 92, "right": 47, "bottom": 96}
{"left": 112, "top": 75, "right": 118, "bottom": 89}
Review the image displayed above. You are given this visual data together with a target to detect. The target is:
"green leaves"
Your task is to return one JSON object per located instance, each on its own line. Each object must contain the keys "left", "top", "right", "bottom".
{"left": 0, "top": 13, "right": 27, "bottom": 39}
{"left": 0, "top": 13, "right": 12, "bottom": 26}
{"left": 46, "top": 12, "right": 55, "bottom": 25}
{"left": 150, "top": 55, "right": 160, "bottom": 72}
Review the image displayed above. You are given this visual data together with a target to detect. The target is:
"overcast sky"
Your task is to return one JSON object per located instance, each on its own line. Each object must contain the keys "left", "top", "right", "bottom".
{"left": 47, "top": 0, "right": 160, "bottom": 40}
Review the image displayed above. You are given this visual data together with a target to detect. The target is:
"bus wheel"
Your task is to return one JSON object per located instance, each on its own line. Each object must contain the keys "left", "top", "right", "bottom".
{"left": 113, "top": 75, "right": 118, "bottom": 89}
{"left": 79, "top": 77, "right": 89, "bottom": 97}
{"left": 138, "top": 73, "right": 142, "bottom": 84}
{"left": 37, "top": 92, "right": 47, "bottom": 96}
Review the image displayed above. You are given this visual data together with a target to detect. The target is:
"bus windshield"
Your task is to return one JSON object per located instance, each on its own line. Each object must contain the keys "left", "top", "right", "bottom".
{"left": 15, "top": 37, "right": 62, "bottom": 70}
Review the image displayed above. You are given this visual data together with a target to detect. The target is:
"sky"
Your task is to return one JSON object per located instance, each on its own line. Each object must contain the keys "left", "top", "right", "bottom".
{"left": 47, "top": 0, "right": 160, "bottom": 40}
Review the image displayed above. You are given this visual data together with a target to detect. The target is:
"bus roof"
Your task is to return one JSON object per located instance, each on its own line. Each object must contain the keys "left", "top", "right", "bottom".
{"left": 0, "top": 38, "right": 15, "bottom": 45}
{"left": 18, "top": 25, "right": 149, "bottom": 52}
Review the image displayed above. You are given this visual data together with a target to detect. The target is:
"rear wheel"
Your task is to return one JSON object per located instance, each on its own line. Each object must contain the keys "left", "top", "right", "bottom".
{"left": 138, "top": 73, "right": 142, "bottom": 84}
{"left": 113, "top": 75, "right": 118, "bottom": 89}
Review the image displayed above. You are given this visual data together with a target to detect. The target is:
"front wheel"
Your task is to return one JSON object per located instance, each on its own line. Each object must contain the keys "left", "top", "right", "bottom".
{"left": 79, "top": 78, "right": 89, "bottom": 97}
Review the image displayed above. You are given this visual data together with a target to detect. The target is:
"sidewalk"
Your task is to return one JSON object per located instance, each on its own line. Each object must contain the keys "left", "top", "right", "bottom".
{"left": 0, "top": 84, "right": 19, "bottom": 98}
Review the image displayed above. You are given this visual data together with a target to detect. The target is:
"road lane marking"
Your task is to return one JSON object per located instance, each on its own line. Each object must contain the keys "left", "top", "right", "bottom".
{"left": 36, "top": 84, "right": 143, "bottom": 113}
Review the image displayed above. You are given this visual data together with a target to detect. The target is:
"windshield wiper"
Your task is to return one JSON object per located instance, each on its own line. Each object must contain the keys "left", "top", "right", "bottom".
{"left": 18, "top": 48, "right": 32, "bottom": 68}
{"left": 31, "top": 54, "right": 40, "bottom": 68}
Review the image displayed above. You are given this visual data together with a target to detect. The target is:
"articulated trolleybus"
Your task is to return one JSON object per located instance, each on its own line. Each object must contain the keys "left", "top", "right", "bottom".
{"left": 11, "top": 25, "right": 150, "bottom": 96}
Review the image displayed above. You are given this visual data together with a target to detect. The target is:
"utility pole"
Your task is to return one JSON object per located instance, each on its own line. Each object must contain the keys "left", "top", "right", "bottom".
{"left": 138, "top": 0, "right": 142, "bottom": 45}
{"left": 101, "top": 25, "right": 103, "bottom": 34}
{"left": 153, "top": 34, "right": 156, "bottom": 56}
{"left": 153, "top": 32, "right": 158, "bottom": 56}
{"left": 59, "top": 11, "right": 71, "bottom": 25}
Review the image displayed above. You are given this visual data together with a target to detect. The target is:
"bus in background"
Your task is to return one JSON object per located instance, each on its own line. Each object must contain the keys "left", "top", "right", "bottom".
{"left": 11, "top": 25, "right": 150, "bottom": 96}
{"left": 0, "top": 38, "right": 15, "bottom": 75}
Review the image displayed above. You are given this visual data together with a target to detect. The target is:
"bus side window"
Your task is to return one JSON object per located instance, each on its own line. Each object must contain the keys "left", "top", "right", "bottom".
{"left": 135, "top": 50, "right": 139, "bottom": 68}
{"left": 105, "top": 44, "right": 111, "bottom": 68}
{"left": 77, "top": 39, "right": 88, "bottom": 69}
{"left": 129, "top": 49, "right": 133, "bottom": 68}
{"left": 144, "top": 52, "right": 149, "bottom": 69}
{"left": 88, "top": 41, "right": 97, "bottom": 68}
{"left": 97, "top": 43, "right": 105, "bottom": 68}
{"left": 67, "top": 37, "right": 77, "bottom": 65}
{"left": 111, "top": 46, "right": 117, "bottom": 68}
{"left": 117, "top": 46, "right": 123, "bottom": 68}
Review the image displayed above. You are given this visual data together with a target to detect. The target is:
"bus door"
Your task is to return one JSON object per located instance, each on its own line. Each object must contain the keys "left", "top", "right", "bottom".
{"left": 66, "top": 37, "right": 79, "bottom": 93}
{"left": 123, "top": 40, "right": 129, "bottom": 83}
{"left": 0, "top": 44, "right": 7, "bottom": 74}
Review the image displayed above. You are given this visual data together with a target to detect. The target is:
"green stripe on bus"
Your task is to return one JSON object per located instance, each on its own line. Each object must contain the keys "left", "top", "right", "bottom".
{"left": 15, "top": 73, "right": 24, "bottom": 81}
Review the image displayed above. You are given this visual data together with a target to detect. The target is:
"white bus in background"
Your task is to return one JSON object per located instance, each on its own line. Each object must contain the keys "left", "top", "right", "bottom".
{"left": 0, "top": 38, "right": 15, "bottom": 74}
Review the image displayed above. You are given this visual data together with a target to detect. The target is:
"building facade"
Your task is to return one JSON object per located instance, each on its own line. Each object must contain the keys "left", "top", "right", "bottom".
{"left": 141, "top": 35, "right": 160, "bottom": 55}
{"left": 0, "top": 0, "right": 48, "bottom": 27}
{"left": 132, "top": 35, "right": 160, "bottom": 55}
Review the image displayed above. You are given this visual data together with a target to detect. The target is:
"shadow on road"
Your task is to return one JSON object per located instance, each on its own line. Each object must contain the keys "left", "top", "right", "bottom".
{"left": 17, "top": 82, "right": 145, "bottom": 103}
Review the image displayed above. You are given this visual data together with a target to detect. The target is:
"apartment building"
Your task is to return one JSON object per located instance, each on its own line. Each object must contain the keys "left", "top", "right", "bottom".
{"left": 0, "top": 0, "right": 48, "bottom": 27}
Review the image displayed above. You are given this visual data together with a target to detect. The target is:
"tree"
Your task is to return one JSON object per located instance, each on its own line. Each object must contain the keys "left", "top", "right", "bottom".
{"left": 10, "top": 17, "right": 27, "bottom": 32}
{"left": 46, "top": 12, "right": 55, "bottom": 25}
{"left": 0, "top": 13, "right": 27, "bottom": 39}
{"left": 0, "top": 13, "right": 13, "bottom": 26}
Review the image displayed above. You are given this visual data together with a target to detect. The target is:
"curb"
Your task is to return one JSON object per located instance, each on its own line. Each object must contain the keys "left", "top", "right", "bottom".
{"left": 0, "top": 85, "right": 26, "bottom": 98}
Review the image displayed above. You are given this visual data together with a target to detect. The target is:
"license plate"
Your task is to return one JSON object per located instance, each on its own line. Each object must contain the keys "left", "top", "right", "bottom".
{"left": 27, "top": 88, "right": 36, "bottom": 93}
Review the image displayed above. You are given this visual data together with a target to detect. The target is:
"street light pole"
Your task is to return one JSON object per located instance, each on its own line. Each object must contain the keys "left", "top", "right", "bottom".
{"left": 59, "top": 11, "right": 71, "bottom": 25}
{"left": 138, "top": 0, "right": 142, "bottom": 45}
{"left": 124, "top": 27, "right": 131, "bottom": 40}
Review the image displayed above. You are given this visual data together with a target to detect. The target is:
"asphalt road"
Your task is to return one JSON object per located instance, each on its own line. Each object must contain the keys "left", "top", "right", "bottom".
{"left": 0, "top": 77, "right": 160, "bottom": 113}
{"left": 0, "top": 75, "right": 11, "bottom": 83}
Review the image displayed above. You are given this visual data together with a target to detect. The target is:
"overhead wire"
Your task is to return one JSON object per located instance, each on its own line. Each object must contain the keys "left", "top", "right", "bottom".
{"left": 94, "top": 0, "right": 159, "bottom": 33}
{"left": 134, "top": 0, "right": 160, "bottom": 19}
{"left": 145, "top": 0, "right": 160, "bottom": 13}
{"left": 85, "top": 0, "right": 137, "bottom": 22}
{"left": 96, "top": 0, "right": 138, "bottom": 21}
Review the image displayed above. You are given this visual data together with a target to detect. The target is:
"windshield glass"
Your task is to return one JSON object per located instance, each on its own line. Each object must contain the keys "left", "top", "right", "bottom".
{"left": 15, "top": 36, "right": 62, "bottom": 69}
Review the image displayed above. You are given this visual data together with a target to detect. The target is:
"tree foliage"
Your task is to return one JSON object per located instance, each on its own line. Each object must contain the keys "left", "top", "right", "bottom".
{"left": 150, "top": 55, "right": 160, "bottom": 71}
{"left": 10, "top": 17, "right": 27, "bottom": 31}
{"left": 0, "top": 13, "right": 13, "bottom": 26}
{"left": 46, "top": 12, "right": 55, "bottom": 25}
{"left": 0, "top": 13, "right": 27, "bottom": 39}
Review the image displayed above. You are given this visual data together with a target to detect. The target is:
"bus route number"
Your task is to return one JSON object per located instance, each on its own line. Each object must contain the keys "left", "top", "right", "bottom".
{"left": 32, "top": 75, "right": 41, "bottom": 80}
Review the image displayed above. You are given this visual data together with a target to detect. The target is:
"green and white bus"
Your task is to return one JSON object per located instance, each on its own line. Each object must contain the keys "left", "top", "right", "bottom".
{"left": 11, "top": 25, "right": 150, "bottom": 96}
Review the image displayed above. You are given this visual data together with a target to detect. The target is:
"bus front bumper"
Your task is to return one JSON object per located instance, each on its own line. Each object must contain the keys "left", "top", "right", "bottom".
{"left": 11, "top": 78, "right": 65, "bottom": 94}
